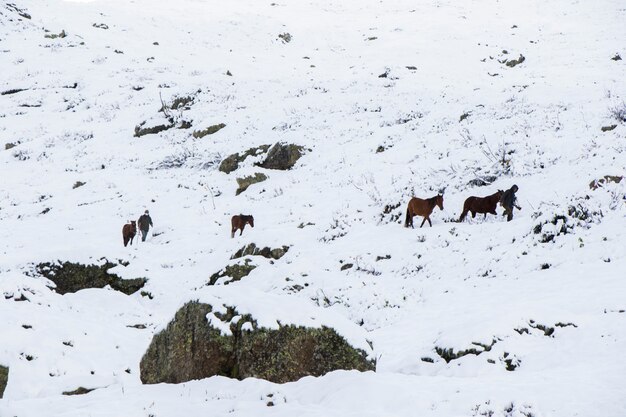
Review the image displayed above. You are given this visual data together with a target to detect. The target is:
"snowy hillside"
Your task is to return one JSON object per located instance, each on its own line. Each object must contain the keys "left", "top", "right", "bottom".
{"left": 1, "top": 0, "right": 625, "bottom": 415}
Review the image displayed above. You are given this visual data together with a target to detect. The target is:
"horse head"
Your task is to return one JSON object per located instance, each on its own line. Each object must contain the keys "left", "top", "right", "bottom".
{"left": 436, "top": 194, "right": 444, "bottom": 210}
{"left": 247, "top": 215, "right": 254, "bottom": 228}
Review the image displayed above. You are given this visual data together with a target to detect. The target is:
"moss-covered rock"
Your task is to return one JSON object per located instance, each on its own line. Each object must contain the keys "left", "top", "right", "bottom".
{"left": 62, "top": 387, "right": 95, "bottom": 395}
{"left": 601, "top": 124, "right": 617, "bottom": 132}
{"left": 139, "top": 302, "right": 374, "bottom": 384}
{"left": 208, "top": 260, "right": 256, "bottom": 285}
{"left": 231, "top": 243, "right": 289, "bottom": 260}
{"left": 236, "top": 173, "right": 267, "bottom": 195}
{"left": 140, "top": 302, "right": 234, "bottom": 384}
{"left": 236, "top": 325, "right": 372, "bottom": 383}
{"left": 219, "top": 145, "right": 271, "bottom": 174}
{"left": 134, "top": 120, "right": 174, "bottom": 137}
{"left": 36, "top": 260, "right": 147, "bottom": 295}
{"left": 193, "top": 123, "right": 226, "bottom": 138}
{"left": 505, "top": 54, "right": 525, "bottom": 68}
{"left": 0, "top": 365, "right": 8, "bottom": 398}
{"left": 257, "top": 143, "right": 304, "bottom": 170}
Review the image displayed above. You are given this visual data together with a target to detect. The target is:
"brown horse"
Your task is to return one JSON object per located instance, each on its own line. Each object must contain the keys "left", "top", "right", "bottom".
{"left": 405, "top": 195, "right": 444, "bottom": 228}
{"left": 122, "top": 220, "right": 137, "bottom": 247}
{"left": 231, "top": 214, "right": 254, "bottom": 238}
{"left": 459, "top": 190, "right": 503, "bottom": 222}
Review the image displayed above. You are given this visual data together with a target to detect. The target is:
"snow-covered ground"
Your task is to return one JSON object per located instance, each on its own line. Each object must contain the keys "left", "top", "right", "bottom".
{"left": 1, "top": 0, "right": 625, "bottom": 415}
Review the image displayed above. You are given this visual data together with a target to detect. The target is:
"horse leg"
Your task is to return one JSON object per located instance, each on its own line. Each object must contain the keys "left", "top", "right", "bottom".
{"left": 231, "top": 228, "right": 235, "bottom": 238}
{"left": 240, "top": 225, "right": 245, "bottom": 236}
{"left": 471, "top": 211, "right": 476, "bottom": 218}
{"left": 420, "top": 217, "right": 427, "bottom": 228}
{"left": 428, "top": 217, "right": 433, "bottom": 227}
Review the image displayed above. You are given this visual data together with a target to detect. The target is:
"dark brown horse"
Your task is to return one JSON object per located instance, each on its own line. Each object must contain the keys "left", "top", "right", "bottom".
{"left": 405, "top": 195, "right": 444, "bottom": 228}
{"left": 231, "top": 214, "right": 254, "bottom": 238}
{"left": 122, "top": 220, "right": 137, "bottom": 247}
{"left": 459, "top": 190, "right": 503, "bottom": 222}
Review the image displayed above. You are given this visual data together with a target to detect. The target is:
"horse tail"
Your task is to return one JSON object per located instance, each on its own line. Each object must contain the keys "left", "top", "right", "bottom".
{"left": 404, "top": 206, "right": 411, "bottom": 228}
{"left": 459, "top": 201, "right": 468, "bottom": 222}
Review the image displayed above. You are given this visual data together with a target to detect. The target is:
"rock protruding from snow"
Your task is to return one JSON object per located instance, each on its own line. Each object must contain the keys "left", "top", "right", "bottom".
{"left": 231, "top": 243, "right": 289, "bottom": 260}
{"left": 36, "top": 261, "right": 147, "bottom": 295}
{"left": 219, "top": 144, "right": 271, "bottom": 174}
{"left": 0, "top": 365, "right": 8, "bottom": 398}
{"left": 140, "top": 300, "right": 374, "bottom": 384}
{"left": 257, "top": 143, "right": 304, "bottom": 170}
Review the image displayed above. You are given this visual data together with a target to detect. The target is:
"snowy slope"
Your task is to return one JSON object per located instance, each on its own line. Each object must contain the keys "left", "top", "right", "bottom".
{"left": 1, "top": 0, "right": 625, "bottom": 415}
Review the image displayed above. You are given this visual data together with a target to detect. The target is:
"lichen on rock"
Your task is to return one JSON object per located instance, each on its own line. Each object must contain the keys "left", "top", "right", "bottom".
{"left": 256, "top": 143, "right": 304, "bottom": 170}
{"left": 231, "top": 243, "right": 289, "bottom": 260}
{"left": 219, "top": 144, "right": 271, "bottom": 174}
{"left": 208, "top": 260, "right": 256, "bottom": 285}
{"left": 0, "top": 365, "right": 8, "bottom": 398}
{"left": 139, "top": 301, "right": 375, "bottom": 385}
{"left": 236, "top": 173, "right": 267, "bottom": 195}
{"left": 36, "top": 260, "right": 147, "bottom": 295}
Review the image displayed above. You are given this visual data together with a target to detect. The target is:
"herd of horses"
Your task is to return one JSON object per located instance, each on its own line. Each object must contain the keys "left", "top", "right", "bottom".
{"left": 405, "top": 189, "right": 513, "bottom": 228}
{"left": 122, "top": 189, "right": 515, "bottom": 245}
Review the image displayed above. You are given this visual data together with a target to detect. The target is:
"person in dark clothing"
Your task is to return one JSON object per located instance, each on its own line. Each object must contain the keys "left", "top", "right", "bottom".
{"left": 137, "top": 210, "right": 153, "bottom": 241}
{"left": 500, "top": 185, "right": 521, "bottom": 222}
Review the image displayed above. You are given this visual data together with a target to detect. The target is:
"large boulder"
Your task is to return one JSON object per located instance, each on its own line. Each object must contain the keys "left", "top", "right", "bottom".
{"left": 0, "top": 365, "right": 8, "bottom": 398}
{"left": 140, "top": 302, "right": 234, "bottom": 384}
{"left": 257, "top": 143, "right": 304, "bottom": 170}
{"left": 36, "top": 260, "right": 147, "bottom": 295}
{"left": 140, "top": 293, "right": 374, "bottom": 384}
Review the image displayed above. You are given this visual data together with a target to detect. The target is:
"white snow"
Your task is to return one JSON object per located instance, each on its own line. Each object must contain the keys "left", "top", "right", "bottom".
{"left": 0, "top": 0, "right": 625, "bottom": 415}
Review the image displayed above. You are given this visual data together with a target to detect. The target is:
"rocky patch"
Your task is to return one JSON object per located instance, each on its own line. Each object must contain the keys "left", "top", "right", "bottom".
{"left": 256, "top": 143, "right": 304, "bottom": 170}
{"left": 36, "top": 260, "right": 147, "bottom": 295}
{"left": 139, "top": 302, "right": 374, "bottom": 384}
{"left": 0, "top": 365, "right": 8, "bottom": 398}
{"left": 219, "top": 145, "right": 271, "bottom": 174}
{"left": 208, "top": 260, "right": 257, "bottom": 285}
{"left": 236, "top": 173, "right": 267, "bottom": 195}
{"left": 231, "top": 243, "right": 289, "bottom": 260}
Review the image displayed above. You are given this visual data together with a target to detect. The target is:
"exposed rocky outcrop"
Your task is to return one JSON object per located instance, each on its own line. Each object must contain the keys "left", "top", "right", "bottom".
{"left": 231, "top": 243, "right": 289, "bottom": 260}
{"left": 134, "top": 119, "right": 174, "bottom": 137}
{"left": 63, "top": 387, "right": 95, "bottom": 395}
{"left": 219, "top": 145, "right": 271, "bottom": 174}
{"left": 208, "top": 261, "right": 256, "bottom": 285}
{"left": 256, "top": 143, "right": 304, "bottom": 170}
{"left": 193, "top": 123, "right": 226, "bottom": 138}
{"left": 589, "top": 175, "right": 622, "bottom": 190}
{"left": 236, "top": 173, "right": 267, "bottom": 195}
{"left": 140, "top": 302, "right": 375, "bottom": 384}
{"left": 36, "top": 260, "right": 147, "bottom": 295}
{"left": 0, "top": 365, "right": 8, "bottom": 398}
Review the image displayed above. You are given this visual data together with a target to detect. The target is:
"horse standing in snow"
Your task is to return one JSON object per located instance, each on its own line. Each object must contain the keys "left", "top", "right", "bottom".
{"left": 458, "top": 190, "right": 503, "bottom": 222}
{"left": 231, "top": 214, "right": 254, "bottom": 238}
{"left": 404, "top": 194, "right": 444, "bottom": 228}
{"left": 122, "top": 220, "right": 137, "bottom": 247}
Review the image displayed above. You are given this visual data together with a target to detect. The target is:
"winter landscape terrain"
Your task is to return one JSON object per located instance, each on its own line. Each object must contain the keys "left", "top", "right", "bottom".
{"left": 0, "top": 0, "right": 625, "bottom": 416}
